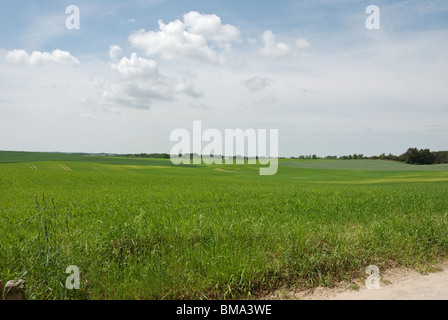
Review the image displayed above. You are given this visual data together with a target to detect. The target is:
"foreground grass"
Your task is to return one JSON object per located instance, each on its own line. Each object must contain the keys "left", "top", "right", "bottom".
{"left": 1, "top": 156, "right": 448, "bottom": 299}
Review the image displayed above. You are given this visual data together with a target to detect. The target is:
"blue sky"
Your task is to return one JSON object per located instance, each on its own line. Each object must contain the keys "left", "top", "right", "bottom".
{"left": 1, "top": 0, "right": 447, "bottom": 156}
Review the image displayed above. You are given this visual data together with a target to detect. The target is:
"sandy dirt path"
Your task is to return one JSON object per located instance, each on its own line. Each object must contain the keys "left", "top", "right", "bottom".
{"left": 268, "top": 265, "right": 448, "bottom": 300}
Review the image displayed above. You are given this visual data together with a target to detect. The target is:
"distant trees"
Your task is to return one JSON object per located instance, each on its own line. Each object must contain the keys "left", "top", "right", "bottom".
{"left": 398, "top": 148, "right": 434, "bottom": 165}
{"left": 295, "top": 155, "right": 337, "bottom": 160}
{"left": 298, "top": 155, "right": 318, "bottom": 159}
{"left": 375, "top": 153, "right": 398, "bottom": 161}
{"left": 331, "top": 148, "right": 447, "bottom": 165}
{"left": 339, "top": 154, "right": 367, "bottom": 160}
{"left": 126, "top": 149, "right": 448, "bottom": 165}
{"left": 122, "top": 153, "right": 171, "bottom": 159}
{"left": 432, "top": 151, "right": 448, "bottom": 164}
{"left": 358, "top": 148, "right": 447, "bottom": 165}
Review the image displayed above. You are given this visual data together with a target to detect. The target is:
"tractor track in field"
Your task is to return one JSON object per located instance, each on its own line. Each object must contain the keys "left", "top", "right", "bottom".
{"left": 57, "top": 164, "right": 72, "bottom": 171}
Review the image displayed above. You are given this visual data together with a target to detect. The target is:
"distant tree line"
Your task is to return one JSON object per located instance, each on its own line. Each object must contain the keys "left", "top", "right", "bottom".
{"left": 339, "top": 154, "right": 367, "bottom": 160}
{"left": 121, "top": 153, "right": 171, "bottom": 159}
{"left": 290, "top": 148, "right": 448, "bottom": 165}
{"left": 432, "top": 151, "right": 448, "bottom": 164}
{"left": 363, "top": 148, "right": 448, "bottom": 165}
{"left": 396, "top": 148, "right": 448, "bottom": 165}
{"left": 290, "top": 155, "right": 338, "bottom": 160}
{"left": 397, "top": 148, "right": 433, "bottom": 164}
{"left": 124, "top": 149, "right": 448, "bottom": 165}
{"left": 122, "top": 153, "right": 275, "bottom": 160}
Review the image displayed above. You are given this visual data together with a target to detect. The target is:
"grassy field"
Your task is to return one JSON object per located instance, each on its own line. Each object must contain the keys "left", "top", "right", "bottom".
{"left": 1, "top": 151, "right": 448, "bottom": 299}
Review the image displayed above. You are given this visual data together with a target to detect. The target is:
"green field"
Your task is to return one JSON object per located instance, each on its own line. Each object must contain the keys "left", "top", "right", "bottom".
{"left": 1, "top": 151, "right": 448, "bottom": 299}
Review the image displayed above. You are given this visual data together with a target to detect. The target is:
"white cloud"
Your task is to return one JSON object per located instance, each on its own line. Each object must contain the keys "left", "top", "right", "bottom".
{"left": 296, "top": 38, "right": 311, "bottom": 50}
{"left": 183, "top": 11, "right": 241, "bottom": 43}
{"left": 109, "top": 45, "right": 123, "bottom": 61}
{"left": 259, "top": 31, "right": 310, "bottom": 58}
{"left": 259, "top": 31, "right": 293, "bottom": 58}
{"left": 6, "top": 49, "right": 80, "bottom": 66}
{"left": 129, "top": 11, "right": 241, "bottom": 64}
{"left": 111, "top": 52, "right": 158, "bottom": 79}
{"left": 102, "top": 53, "right": 203, "bottom": 109}
{"left": 243, "top": 76, "right": 275, "bottom": 92}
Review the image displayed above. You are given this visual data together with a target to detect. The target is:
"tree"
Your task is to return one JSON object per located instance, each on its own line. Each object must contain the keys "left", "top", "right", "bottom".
{"left": 433, "top": 151, "right": 448, "bottom": 164}
{"left": 419, "top": 149, "right": 434, "bottom": 164}
{"left": 399, "top": 148, "right": 434, "bottom": 165}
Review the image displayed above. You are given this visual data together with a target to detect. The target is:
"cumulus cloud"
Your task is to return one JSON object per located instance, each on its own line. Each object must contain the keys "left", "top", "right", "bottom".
{"left": 111, "top": 52, "right": 158, "bottom": 79}
{"left": 183, "top": 11, "right": 241, "bottom": 43}
{"left": 6, "top": 49, "right": 80, "bottom": 66}
{"left": 243, "top": 76, "right": 276, "bottom": 92}
{"left": 128, "top": 11, "right": 241, "bottom": 64}
{"left": 109, "top": 45, "right": 123, "bottom": 61}
{"left": 102, "top": 53, "right": 203, "bottom": 109}
{"left": 259, "top": 31, "right": 310, "bottom": 58}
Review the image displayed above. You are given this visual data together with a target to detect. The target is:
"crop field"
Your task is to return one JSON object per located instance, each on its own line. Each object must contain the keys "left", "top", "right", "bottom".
{"left": 1, "top": 151, "right": 448, "bottom": 299}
